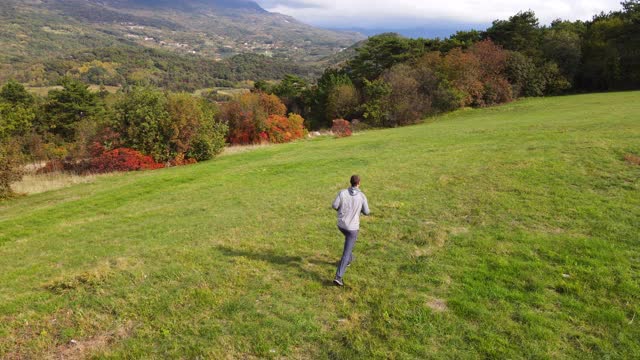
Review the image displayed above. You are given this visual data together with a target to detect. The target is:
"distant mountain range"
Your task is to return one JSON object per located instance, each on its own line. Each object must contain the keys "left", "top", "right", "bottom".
{"left": 330, "top": 25, "right": 489, "bottom": 39}
{"left": 0, "top": 0, "right": 364, "bottom": 87}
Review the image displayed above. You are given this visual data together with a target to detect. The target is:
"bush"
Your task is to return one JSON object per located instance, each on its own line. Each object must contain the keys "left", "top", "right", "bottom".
{"left": 264, "top": 113, "right": 306, "bottom": 143}
{"left": 361, "top": 79, "right": 392, "bottom": 127}
{"left": 89, "top": 127, "right": 122, "bottom": 157}
{"left": 221, "top": 92, "right": 290, "bottom": 145}
{"left": 383, "top": 63, "right": 430, "bottom": 126}
{"left": 38, "top": 136, "right": 165, "bottom": 175}
{"left": 114, "top": 86, "right": 171, "bottom": 162}
{"left": 90, "top": 148, "right": 164, "bottom": 173}
{"left": 186, "top": 120, "right": 227, "bottom": 161}
{"left": 166, "top": 93, "right": 203, "bottom": 156}
{"left": 225, "top": 108, "right": 258, "bottom": 145}
{"left": 483, "top": 77, "right": 513, "bottom": 105}
{"left": 0, "top": 102, "right": 35, "bottom": 140}
{"left": 442, "top": 48, "right": 484, "bottom": 106}
{"left": 332, "top": 119, "right": 352, "bottom": 137}
{"left": 541, "top": 62, "right": 571, "bottom": 94}
{"left": 506, "top": 51, "right": 545, "bottom": 97}
{"left": 0, "top": 143, "right": 23, "bottom": 199}
{"left": 186, "top": 100, "right": 227, "bottom": 161}
{"left": 326, "top": 83, "right": 360, "bottom": 121}
{"left": 115, "top": 87, "right": 226, "bottom": 162}
{"left": 432, "top": 80, "right": 466, "bottom": 112}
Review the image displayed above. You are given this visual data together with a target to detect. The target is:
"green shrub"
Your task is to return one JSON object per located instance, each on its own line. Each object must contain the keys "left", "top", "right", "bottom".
{"left": 115, "top": 87, "right": 227, "bottom": 162}
{"left": 0, "top": 103, "right": 35, "bottom": 140}
{"left": 186, "top": 101, "right": 228, "bottom": 161}
{"left": 361, "top": 79, "right": 392, "bottom": 127}
{"left": 114, "top": 86, "right": 171, "bottom": 162}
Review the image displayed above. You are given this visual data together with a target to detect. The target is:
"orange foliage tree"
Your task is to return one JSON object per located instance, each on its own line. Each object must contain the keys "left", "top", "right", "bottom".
{"left": 221, "top": 92, "right": 306, "bottom": 145}
{"left": 265, "top": 113, "right": 306, "bottom": 143}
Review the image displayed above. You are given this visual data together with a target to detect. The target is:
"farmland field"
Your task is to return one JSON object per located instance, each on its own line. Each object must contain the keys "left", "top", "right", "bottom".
{"left": 1, "top": 92, "right": 639, "bottom": 358}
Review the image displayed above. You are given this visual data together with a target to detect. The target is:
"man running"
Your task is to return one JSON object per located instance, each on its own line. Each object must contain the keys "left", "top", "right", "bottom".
{"left": 332, "top": 175, "right": 370, "bottom": 286}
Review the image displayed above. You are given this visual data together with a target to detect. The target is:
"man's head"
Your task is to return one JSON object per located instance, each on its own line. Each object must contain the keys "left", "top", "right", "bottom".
{"left": 350, "top": 175, "right": 361, "bottom": 188}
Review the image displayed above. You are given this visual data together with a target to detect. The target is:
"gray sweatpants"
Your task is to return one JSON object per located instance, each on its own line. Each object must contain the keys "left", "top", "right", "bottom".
{"left": 335, "top": 227, "right": 358, "bottom": 280}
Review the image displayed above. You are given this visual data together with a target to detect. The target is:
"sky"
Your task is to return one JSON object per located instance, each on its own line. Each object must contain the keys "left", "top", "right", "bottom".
{"left": 255, "top": 0, "right": 624, "bottom": 36}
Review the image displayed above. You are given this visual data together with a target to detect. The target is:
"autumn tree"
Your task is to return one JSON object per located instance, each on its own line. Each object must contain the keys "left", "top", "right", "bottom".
{"left": 326, "top": 83, "right": 360, "bottom": 121}
{"left": 221, "top": 92, "right": 291, "bottom": 144}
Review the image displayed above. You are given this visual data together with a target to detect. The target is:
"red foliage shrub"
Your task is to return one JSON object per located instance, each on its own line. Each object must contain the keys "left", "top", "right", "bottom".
{"left": 483, "top": 77, "right": 513, "bottom": 105}
{"left": 227, "top": 110, "right": 259, "bottom": 145}
{"left": 221, "top": 92, "right": 290, "bottom": 145}
{"left": 265, "top": 114, "right": 306, "bottom": 143}
{"left": 468, "top": 40, "right": 513, "bottom": 105}
{"left": 332, "top": 119, "right": 352, "bottom": 137}
{"left": 470, "top": 40, "right": 509, "bottom": 78}
{"left": 91, "top": 148, "right": 164, "bottom": 173}
{"left": 89, "top": 127, "right": 122, "bottom": 157}
{"left": 442, "top": 48, "right": 484, "bottom": 106}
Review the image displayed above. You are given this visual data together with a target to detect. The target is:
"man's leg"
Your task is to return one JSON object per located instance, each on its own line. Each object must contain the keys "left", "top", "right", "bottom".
{"left": 335, "top": 228, "right": 358, "bottom": 281}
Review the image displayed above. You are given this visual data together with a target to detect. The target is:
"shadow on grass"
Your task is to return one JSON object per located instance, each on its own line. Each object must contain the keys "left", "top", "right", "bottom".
{"left": 215, "top": 245, "right": 338, "bottom": 286}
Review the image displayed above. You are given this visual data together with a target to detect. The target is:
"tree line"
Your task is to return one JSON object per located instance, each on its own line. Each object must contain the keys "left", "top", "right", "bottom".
{"left": 258, "top": 2, "right": 640, "bottom": 129}
{"left": 0, "top": 79, "right": 230, "bottom": 198}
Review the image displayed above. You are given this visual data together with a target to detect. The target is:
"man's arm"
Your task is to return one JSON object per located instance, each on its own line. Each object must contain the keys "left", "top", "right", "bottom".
{"left": 361, "top": 194, "right": 370, "bottom": 215}
{"left": 332, "top": 192, "right": 341, "bottom": 211}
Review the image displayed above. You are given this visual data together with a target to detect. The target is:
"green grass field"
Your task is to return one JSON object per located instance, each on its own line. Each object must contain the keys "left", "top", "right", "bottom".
{"left": 1, "top": 92, "right": 639, "bottom": 359}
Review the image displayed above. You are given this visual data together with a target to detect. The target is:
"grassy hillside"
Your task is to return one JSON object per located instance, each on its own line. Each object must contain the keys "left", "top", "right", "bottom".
{"left": 1, "top": 92, "right": 639, "bottom": 358}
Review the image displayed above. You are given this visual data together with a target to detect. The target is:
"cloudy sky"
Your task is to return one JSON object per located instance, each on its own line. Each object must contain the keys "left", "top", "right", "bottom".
{"left": 255, "top": 0, "right": 623, "bottom": 34}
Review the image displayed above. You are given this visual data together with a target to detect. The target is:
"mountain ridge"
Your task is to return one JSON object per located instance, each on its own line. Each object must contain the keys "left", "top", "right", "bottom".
{"left": 0, "top": 0, "right": 364, "bottom": 86}
{"left": 86, "top": 0, "right": 268, "bottom": 12}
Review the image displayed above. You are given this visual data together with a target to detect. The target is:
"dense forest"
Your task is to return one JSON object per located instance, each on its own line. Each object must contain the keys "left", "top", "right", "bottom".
{"left": 1, "top": 2, "right": 639, "bottom": 198}
{"left": 4, "top": 46, "right": 315, "bottom": 92}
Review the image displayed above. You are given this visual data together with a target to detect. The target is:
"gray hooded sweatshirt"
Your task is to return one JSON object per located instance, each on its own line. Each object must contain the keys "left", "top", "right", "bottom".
{"left": 332, "top": 187, "right": 370, "bottom": 231}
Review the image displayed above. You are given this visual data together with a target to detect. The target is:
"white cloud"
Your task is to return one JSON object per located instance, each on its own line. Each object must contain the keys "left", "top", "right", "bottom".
{"left": 256, "top": 0, "right": 623, "bottom": 28}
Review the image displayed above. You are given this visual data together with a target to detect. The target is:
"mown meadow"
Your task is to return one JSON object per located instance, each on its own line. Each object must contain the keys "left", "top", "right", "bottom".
{"left": 1, "top": 92, "right": 639, "bottom": 358}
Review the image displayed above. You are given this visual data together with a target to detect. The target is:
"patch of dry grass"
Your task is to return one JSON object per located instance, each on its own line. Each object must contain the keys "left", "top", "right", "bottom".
{"left": 624, "top": 153, "right": 640, "bottom": 166}
{"left": 222, "top": 143, "right": 273, "bottom": 156}
{"left": 11, "top": 172, "right": 108, "bottom": 195}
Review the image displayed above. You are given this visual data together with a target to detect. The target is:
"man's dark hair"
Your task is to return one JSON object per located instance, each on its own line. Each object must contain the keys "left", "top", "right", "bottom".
{"left": 350, "top": 175, "right": 361, "bottom": 187}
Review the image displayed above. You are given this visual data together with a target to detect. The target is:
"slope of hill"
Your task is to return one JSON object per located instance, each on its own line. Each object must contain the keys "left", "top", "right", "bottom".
{"left": 0, "top": 0, "right": 363, "bottom": 86}
{"left": 1, "top": 92, "right": 639, "bottom": 358}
